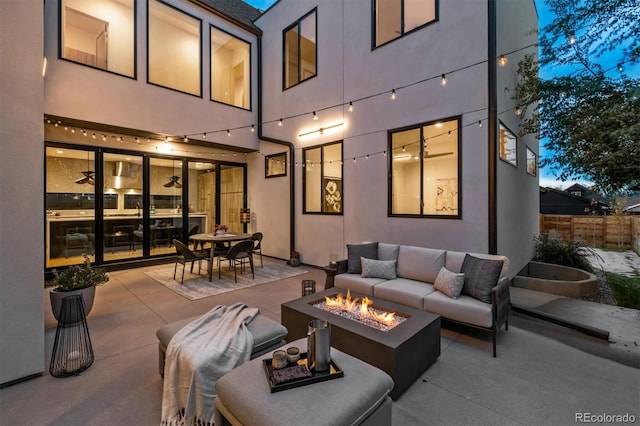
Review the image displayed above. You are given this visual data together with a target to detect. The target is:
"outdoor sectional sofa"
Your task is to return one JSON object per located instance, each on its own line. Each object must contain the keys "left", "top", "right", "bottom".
{"left": 334, "top": 242, "right": 512, "bottom": 356}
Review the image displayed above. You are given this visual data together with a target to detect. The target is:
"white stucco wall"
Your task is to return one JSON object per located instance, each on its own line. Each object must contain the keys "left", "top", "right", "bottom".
{"left": 495, "top": 0, "right": 539, "bottom": 275}
{"left": 0, "top": 0, "right": 45, "bottom": 385}
{"left": 44, "top": 0, "right": 260, "bottom": 152}
{"left": 256, "top": 0, "right": 493, "bottom": 266}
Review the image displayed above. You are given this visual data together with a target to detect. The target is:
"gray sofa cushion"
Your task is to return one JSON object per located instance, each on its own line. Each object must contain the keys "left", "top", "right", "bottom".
{"left": 335, "top": 273, "right": 387, "bottom": 296}
{"left": 361, "top": 258, "right": 397, "bottom": 280}
{"left": 446, "top": 251, "right": 510, "bottom": 280}
{"left": 460, "top": 254, "right": 504, "bottom": 303}
{"left": 433, "top": 266, "right": 465, "bottom": 299}
{"left": 378, "top": 243, "right": 400, "bottom": 262}
{"left": 396, "top": 245, "right": 446, "bottom": 283}
{"left": 373, "top": 278, "right": 436, "bottom": 310}
{"left": 423, "top": 292, "right": 493, "bottom": 328}
{"left": 347, "top": 242, "right": 379, "bottom": 274}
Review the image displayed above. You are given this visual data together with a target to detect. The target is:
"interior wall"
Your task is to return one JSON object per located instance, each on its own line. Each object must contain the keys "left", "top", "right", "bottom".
{"left": 495, "top": 0, "right": 539, "bottom": 275}
{"left": 0, "top": 0, "right": 45, "bottom": 385}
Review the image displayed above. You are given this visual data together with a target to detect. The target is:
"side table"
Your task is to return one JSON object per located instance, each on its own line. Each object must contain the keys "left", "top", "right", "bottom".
{"left": 322, "top": 264, "right": 338, "bottom": 289}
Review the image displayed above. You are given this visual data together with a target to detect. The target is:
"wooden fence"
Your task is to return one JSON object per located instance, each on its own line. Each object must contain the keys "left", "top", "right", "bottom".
{"left": 540, "top": 215, "right": 640, "bottom": 254}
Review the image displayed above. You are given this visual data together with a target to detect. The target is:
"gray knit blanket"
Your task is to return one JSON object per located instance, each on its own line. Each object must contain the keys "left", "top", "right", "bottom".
{"left": 161, "top": 303, "right": 259, "bottom": 426}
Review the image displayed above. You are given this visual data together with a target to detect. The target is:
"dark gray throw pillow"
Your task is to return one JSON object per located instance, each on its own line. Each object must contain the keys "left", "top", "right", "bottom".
{"left": 346, "top": 242, "right": 378, "bottom": 274}
{"left": 460, "top": 254, "right": 504, "bottom": 303}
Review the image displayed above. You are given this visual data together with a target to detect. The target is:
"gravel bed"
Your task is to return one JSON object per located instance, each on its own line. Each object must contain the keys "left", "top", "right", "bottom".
{"left": 579, "top": 271, "right": 618, "bottom": 306}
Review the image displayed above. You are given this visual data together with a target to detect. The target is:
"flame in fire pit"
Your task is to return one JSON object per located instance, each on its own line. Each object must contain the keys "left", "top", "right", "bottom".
{"left": 316, "top": 290, "right": 404, "bottom": 331}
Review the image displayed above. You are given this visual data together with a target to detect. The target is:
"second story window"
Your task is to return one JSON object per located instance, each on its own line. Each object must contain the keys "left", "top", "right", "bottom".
{"left": 374, "top": 0, "right": 437, "bottom": 48}
{"left": 211, "top": 26, "right": 251, "bottom": 109}
{"left": 148, "top": 0, "right": 202, "bottom": 97}
{"left": 283, "top": 9, "right": 317, "bottom": 90}
{"left": 60, "top": 0, "right": 135, "bottom": 77}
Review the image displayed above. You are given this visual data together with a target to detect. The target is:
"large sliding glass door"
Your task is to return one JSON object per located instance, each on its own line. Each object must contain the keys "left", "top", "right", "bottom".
{"left": 45, "top": 144, "right": 247, "bottom": 270}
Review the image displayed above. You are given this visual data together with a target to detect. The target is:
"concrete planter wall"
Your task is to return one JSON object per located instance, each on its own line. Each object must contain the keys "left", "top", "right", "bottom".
{"left": 513, "top": 261, "right": 598, "bottom": 298}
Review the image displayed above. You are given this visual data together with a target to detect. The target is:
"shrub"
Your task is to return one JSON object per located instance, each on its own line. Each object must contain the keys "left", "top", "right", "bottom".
{"left": 533, "top": 234, "right": 595, "bottom": 273}
{"left": 605, "top": 272, "right": 640, "bottom": 310}
{"left": 52, "top": 254, "right": 109, "bottom": 291}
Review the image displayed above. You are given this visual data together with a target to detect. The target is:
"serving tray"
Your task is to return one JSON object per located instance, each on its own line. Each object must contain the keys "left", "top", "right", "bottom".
{"left": 262, "top": 352, "right": 343, "bottom": 393}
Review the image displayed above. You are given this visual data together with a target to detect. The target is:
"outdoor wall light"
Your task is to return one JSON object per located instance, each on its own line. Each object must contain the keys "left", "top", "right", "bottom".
{"left": 298, "top": 121, "right": 345, "bottom": 140}
{"left": 240, "top": 208, "right": 250, "bottom": 224}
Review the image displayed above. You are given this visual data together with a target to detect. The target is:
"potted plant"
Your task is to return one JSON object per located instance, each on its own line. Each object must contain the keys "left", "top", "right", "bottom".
{"left": 288, "top": 250, "right": 301, "bottom": 267}
{"left": 214, "top": 224, "right": 228, "bottom": 236}
{"left": 50, "top": 254, "right": 109, "bottom": 322}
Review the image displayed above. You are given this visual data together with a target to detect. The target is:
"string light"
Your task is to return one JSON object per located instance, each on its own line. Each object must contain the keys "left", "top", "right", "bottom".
{"left": 251, "top": 124, "right": 255, "bottom": 132}
{"left": 202, "top": 132, "right": 207, "bottom": 139}
{"left": 227, "top": 129, "right": 231, "bottom": 137}
{"left": 515, "top": 106, "right": 522, "bottom": 116}
{"left": 569, "top": 32, "right": 575, "bottom": 45}
{"left": 478, "top": 120, "right": 483, "bottom": 127}
{"left": 183, "top": 136, "right": 188, "bottom": 142}
{"left": 135, "top": 137, "right": 140, "bottom": 144}
{"left": 92, "top": 133, "right": 96, "bottom": 139}
{"left": 440, "top": 74, "right": 447, "bottom": 86}
{"left": 313, "top": 111, "right": 318, "bottom": 120}
{"left": 348, "top": 102, "right": 353, "bottom": 112}
{"left": 390, "top": 89, "right": 396, "bottom": 100}
{"left": 278, "top": 118, "right": 283, "bottom": 127}
{"left": 164, "top": 136, "right": 169, "bottom": 142}
{"left": 101, "top": 134, "right": 107, "bottom": 141}
{"left": 498, "top": 54, "right": 508, "bottom": 67}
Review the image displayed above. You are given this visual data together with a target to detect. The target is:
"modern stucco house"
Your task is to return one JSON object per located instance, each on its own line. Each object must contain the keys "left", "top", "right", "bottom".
{"left": 0, "top": 0, "right": 538, "bottom": 386}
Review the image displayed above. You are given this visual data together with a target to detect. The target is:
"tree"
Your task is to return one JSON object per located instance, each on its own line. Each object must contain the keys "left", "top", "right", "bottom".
{"left": 515, "top": 0, "right": 640, "bottom": 194}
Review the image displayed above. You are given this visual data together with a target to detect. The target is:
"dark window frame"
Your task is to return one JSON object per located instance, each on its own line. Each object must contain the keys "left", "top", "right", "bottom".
{"left": 58, "top": 0, "right": 138, "bottom": 79}
{"left": 265, "top": 152, "right": 287, "bottom": 178}
{"left": 371, "top": 0, "right": 439, "bottom": 49}
{"left": 282, "top": 8, "right": 318, "bottom": 90}
{"left": 209, "top": 24, "right": 252, "bottom": 111}
{"left": 302, "top": 141, "right": 343, "bottom": 215}
{"left": 526, "top": 146, "right": 537, "bottom": 176}
{"left": 387, "top": 116, "right": 462, "bottom": 219}
{"left": 146, "top": 0, "right": 203, "bottom": 98}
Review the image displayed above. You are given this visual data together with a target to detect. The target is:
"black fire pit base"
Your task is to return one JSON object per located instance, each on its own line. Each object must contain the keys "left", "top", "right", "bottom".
{"left": 281, "top": 288, "right": 441, "bottom": 399}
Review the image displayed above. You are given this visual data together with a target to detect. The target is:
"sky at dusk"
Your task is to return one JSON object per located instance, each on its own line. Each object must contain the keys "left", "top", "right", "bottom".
{"left": 245, "top": 0, "right": 633, "bottom": 190}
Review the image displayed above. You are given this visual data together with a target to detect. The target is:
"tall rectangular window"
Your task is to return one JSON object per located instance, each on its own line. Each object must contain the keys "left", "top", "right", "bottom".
{"left": 526, "top": 146, "right": 537, "bottom": 176}
{"left": 148, "top": 0, "right": 201, "bottom": 96}
{"left": 211, "top": 26, "right": 250, "bottom": 109}
{"left": 304, "top": 142, "right": 343, "bottom": 214}
{"left": 499, "top": 122, "right": 517, "bottom": 167}
{"left": 61, "top": 0, "right": 135, "bottom": 77}
{"left": 389, "top": 118, "right": 460, "bottom": 217}
{"left": 374, "top": 0, "right": 436, "bottom": 47}
{"left": 284, "top": 9, "right": 317, "bottom": 89}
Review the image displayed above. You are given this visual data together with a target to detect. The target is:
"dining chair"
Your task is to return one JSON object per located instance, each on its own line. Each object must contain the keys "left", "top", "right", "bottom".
{"left": 173, "top": 239, "right": 209, "bottom": 284}
{"left": 252, "top": 232, "right": 264, "bottom": 267}
{"left": 218, "top": 240, "right": 255, "bottom": 283}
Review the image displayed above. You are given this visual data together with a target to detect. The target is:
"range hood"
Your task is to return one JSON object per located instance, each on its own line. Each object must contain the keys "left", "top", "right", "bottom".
{"left": 108, "top": 161, "right": 140, "bottom": 190}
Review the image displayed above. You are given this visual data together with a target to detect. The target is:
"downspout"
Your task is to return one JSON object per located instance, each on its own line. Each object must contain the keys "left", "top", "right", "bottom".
{"left": 256, "top": 35, "right": 296, "bottom": 256}
{"left": 487, "top": 0, "right": 498, "bottom": 254}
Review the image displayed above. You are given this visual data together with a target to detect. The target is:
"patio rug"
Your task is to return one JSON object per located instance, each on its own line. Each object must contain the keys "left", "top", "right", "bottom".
{"left": 145, "top": 261, "right": 308, "bottom": 300}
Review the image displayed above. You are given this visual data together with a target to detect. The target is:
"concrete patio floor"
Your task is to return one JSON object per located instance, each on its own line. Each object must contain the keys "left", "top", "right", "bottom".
{"left": 1, "top": 259, "right": 638, "bottom": 426}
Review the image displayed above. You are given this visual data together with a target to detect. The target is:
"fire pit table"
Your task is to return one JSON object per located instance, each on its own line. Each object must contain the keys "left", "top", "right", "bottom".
{"left": 281, "top": 288, "right": 441, "bottom": 399}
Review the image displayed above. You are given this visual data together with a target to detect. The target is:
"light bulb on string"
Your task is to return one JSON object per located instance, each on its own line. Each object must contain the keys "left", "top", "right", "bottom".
{"left": 202, "top": 132, "right": 207, "bottom": 139}
{"left": 569, "top": 32, "right": 575, "bottom": 45}
{"left": 402, "top": 146, "right": 406, "bottom": 152}
{"left": 227, "top": 129, "right": 231, "bottom": 137}
{"left": 440, "top": 74, "right": 447, "bottom": 86}
{"left": 183, "top": 136, "right": 188, "bottom": 142}
{"left": 251, "top": 124, "right": 255, "bottom": 132}
{"left": 498, "top": 54, "right": 508, "bottom": 67}
{"left": 313, "top": 111, "right": 318, "bottom": 120}
{"left": 390, "top": 89, "right": 396, "bottom": 100}
{"left": 92, "top": 133, "right": 96, "bottom": 139}
{"left": 278, "top": 119, "right": 283, "bottom": 127}
{"left": 101, "top": 134, "right": 107, "bottom": 141}
{"left": 348, "top": 102, "right": 353, "bottom": 112}
{"left": 478, "top": 120, "right": 483, "bottom": 128}
{"left": 515, "top": 106, "right": 522, "bottom": 116}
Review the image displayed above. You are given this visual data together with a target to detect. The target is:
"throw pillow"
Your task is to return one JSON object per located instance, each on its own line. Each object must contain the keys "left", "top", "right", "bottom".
{"left": 361, "top": 257, "right": 397, "bottom": 280}
{"left": 460, "top": 254, "right": 504, "bottom": 303}
{"left": 433, "top": 267, "right": 465, "bottom": 299}
{"left": 346, "top": 242, "right": 378, "bottom": 274}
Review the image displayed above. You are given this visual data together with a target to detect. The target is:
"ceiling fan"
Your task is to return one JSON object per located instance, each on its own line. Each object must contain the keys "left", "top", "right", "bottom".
{"left": 164, "top": 160, "right": 182, "bottom": 188}
{"left": 75, "top": 152, "right": 95, "bottom": 185}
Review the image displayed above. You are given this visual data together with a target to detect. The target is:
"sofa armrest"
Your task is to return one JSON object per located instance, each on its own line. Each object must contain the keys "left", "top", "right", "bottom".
{"left": 491, "top": 277, "right": 511, "bottom": 329}
{"left": 336, "top": 259, "right": 349, "bottom": 274}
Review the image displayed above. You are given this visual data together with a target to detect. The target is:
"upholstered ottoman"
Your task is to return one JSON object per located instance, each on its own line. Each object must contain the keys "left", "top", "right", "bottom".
{"left": 214, "top": 338, "right": 394, "bottom": 426}
{"left": 156, "top": 313, "right": 288, "bottom": 377}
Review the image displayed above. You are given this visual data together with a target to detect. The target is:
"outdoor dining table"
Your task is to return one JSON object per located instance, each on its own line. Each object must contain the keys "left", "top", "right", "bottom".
{"left": 189, "top": 232, "right": 252, "bottom": 281}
